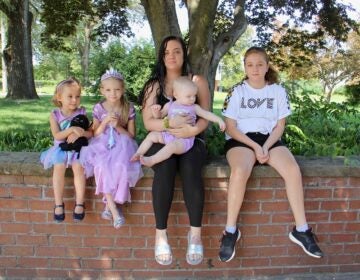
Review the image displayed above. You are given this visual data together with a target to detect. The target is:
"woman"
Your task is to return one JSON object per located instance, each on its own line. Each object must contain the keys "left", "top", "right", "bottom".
{"left": 138, "top": 35, "right": 210, "bottom": 266}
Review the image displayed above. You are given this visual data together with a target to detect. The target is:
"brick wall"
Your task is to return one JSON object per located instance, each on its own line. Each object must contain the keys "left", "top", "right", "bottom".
{"left": 0, "top": 152, "right": 359, "bottom": 278}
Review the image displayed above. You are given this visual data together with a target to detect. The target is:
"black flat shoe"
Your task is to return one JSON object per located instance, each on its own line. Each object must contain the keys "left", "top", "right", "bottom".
{"left": 54, "top": 203, "right": 65, "bottom": 222}
{"left": 73, "top": 204, "right": 85, "bottom": 222}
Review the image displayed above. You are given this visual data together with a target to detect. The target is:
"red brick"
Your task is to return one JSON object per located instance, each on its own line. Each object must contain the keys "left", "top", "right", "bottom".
{"left": 100, "top": 248, "right": 132, "bottom": 258}
{"left": 241, "top": 257, "right": 270, "bottom": 267}
{"left": 0, "top": 175, "right": 24, "bottom": 184}
{"left": 33, "top": 223, "right": 65, "bottom": 234}
{"left": 0, "top": 210, "right": 14, "bottom": 222}
{"left": 24, "top": 175, "right": 51, "bottom": 185}
{"left": 49, "top": 258, "right": 81, "bottom": 268}
{"left": 115, "top": 237, "right": 146, "bottom": 248}
{"left": 65, "top": 224, "right": 97, "bottom": 236}
{"left": 259, "top": 177, "right": 285, "bottom": 187}
{"left": 258, "top": 225, "right": 287, "bottom": 235}
{"left": 331, "top": 211, "right": 358, "bottom": 221}
{"left": 82, "top": 258, "right": 113, "bottom": 269}
{"left": 330, "top": 233, "right": 356, "bottom": 243}
{"left": 305, "top": 189, "right": 332, "bottom": 199}
{"left": 0, "top": 199, "right": 28, "bottom": 210}
{"left": 51, "top": 236, "right": 82, "bottom": 246}
{"left": 0, "top": 256, "right": 17, "bottom": 267}
{"left": 3, "top": 245, "right": 33, "bottom": 256}
{"left": 10, "top": 186, "right": 42, "bottom": 198}
{"left": 17, "top": 235, "right": 48, "bottom": 245}
{"left": 1, "top": 223, "right": 32, "bottom": 233}
{"left": 334, "top": 187, "right": 360, "bottom": 199}
{"left": 15, "top": 211, "right": 47, "bottom": 223}
{"left": 83, "top": 237, "right": 115, "bottom": 247}
{"left": 321, "top": 200, "right": 349, "bottom": 210}
{"left": 36, "top": 246, "right": 67, "bottom": 257}
{"left": 349, "top": 177, "right": 360, "bottom": 186}
{"left": 242, "top": 236, "right": 272, "bottom": 247}
{"left": 245, "top": 189, "right": 274, "bottom": 200}
{"left": 6, "top": 268, "right": 37, "bottom": 278}
{"left": 262, "top": 201, "right": 290, "bottom": 212}
{"left": 17, "top": 257, "right": 48, "bottom": 268}
{"left": 36, "top": 269, "right": 69, "bottom": 278}
{"left": 0, "top": 234, "right": 15, "bottom": 244}
{"left": 345, "top": 223, "right": 360, "bottom": 232}
{"left": 349, "top": 200, "right": 360, "bottom": 209}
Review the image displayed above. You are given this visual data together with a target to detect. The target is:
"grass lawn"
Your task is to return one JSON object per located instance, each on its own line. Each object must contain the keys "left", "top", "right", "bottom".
{"left": 0, "top": 91, "right": 227, "bottom": 133}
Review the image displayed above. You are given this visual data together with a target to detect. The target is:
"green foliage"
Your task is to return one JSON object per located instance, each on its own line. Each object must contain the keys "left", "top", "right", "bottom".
{"left": 88, "top": 40, "right": 155, "bottom": 102}
{"left": 344, "top": 83, "right": 360, "bottom": 105}
{"left": 205, "top": 124, "right": 225, "bottom": 156}
{"left": 283, "top": 82, "right": 360, "bottom": 156}
{"left": 0, "top": 130, "right": 52, "bottom": 152}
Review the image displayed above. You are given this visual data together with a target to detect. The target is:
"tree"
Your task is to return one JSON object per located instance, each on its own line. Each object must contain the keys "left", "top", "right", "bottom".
{"left": 0, "top": 0, "right": 38, "bottom": 99}
{"left": 41, "top": 0, "right": 133, "bottom": 86}
{"left": 140, "top": 0, "right": 358, "bottom": 103}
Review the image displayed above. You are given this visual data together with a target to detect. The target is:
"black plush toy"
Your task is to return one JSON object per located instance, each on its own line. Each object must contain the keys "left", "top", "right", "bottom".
{"left": 59, "top": 114, "right": 91, "bottom": 156}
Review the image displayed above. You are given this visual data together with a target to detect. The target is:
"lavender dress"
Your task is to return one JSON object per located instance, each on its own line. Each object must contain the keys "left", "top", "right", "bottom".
{"left": 40, "top": 107, "right": 87, "bottom": 169}
{"left": 161, "top": 101, "right": 197, "bottom": 153}
{"left": 80, "top": 102, "right": 143, "bottom": 204}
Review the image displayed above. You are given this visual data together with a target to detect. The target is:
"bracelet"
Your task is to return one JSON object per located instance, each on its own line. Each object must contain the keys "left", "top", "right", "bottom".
{"left": 163, "top": 116, "right": 169, "bottom": 129}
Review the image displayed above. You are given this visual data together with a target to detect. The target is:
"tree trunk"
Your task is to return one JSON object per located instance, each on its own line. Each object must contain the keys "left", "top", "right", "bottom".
{"left": 1, "top": 12, "right": 7, "bottom": 95}
{"left": 140, "top": 0, "right": 181, "bottom": 52}
{"left": 3, "top": 0, "right": 37, "bottom": 99}
{"left": 141, "top": 0, "right": 247, "bottom": 106}
{"left": 78, "top": 21, "right": 94, "bottom": 87}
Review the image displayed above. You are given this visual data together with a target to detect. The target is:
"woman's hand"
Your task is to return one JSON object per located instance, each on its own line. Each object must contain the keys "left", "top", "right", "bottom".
{"left": 167, "top": 123, "right": 197, "bottom": 138}
{"left": 168, "top": 114, "right": 193, "bottom": 128}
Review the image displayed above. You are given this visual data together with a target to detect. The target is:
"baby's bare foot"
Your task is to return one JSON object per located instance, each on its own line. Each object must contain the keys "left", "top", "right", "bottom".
{"left": 140, "top": 155, "right": 155, "bottom": 167}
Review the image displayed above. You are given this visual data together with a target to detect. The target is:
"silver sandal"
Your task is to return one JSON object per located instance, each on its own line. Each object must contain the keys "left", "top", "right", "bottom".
{"left": 155, "top": 243, "right": 172, "bottom": 265}
{"left": 186, "top": 231, "right": 203, "bottom": 265}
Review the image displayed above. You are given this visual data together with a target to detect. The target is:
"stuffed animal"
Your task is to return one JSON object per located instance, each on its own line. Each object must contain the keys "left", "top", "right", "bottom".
{"left": 59, "top": 114, "right": 91, "bottom": 156}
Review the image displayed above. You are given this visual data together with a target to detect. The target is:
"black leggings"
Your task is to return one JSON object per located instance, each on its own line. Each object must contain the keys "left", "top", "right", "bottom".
{"left": 146, "top": 138, "right": 206, "bottom": 229}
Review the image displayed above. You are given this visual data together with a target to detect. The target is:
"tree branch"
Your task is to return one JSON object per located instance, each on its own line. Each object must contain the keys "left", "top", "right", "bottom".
{"left": 213, "top": 0, "right": 247, "bottom": 65}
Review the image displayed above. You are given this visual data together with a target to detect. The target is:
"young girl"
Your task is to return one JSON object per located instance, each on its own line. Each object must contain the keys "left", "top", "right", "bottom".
{"left": 40, "top": 77, "right": 91, "bottom": 223}
{"left": 219, "top": 47, "right": 323, "bottom": 262}
{"left": 131, "top": 76, "right": 225, "bottom": 167}
{"left": 80, "top": 69, "right": 143, "bottom": 229}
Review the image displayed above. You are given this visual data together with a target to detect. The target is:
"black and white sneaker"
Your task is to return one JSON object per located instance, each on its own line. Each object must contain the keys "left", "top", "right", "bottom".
{"left": 289, "top": 227, "right": 324, "bottom": 258}
{"left": 218, "top": 228, "right": 241, "bottom": 262}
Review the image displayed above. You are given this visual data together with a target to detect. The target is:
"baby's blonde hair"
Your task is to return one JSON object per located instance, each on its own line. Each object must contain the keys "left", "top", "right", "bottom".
{"left": 173, "top": 76, "right": 198, "bottom": 97}
{"left": 52, "top": 77, "right": 81, "bottom": 107}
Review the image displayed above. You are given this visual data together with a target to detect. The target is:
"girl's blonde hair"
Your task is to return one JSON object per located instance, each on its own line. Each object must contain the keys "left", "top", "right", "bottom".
{"left": 100, "top": 77, "right": 130, "bottom": 127}
{"left": 52, "top": 77, "right": 81, "bottom": 107}
{"left": 243, "top": 47, "right": 279, "bottom": 85}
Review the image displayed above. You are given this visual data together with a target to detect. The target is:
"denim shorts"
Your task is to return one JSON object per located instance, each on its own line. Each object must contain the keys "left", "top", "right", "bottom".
{"left": 224, "top": 132, "right": 285, "bottom": 155}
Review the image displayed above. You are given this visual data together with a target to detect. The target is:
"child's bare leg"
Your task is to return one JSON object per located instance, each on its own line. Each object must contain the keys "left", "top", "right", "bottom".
{"left": 131, "top": 131, "right": 164, "bottom": 161}
{"left": 104, "top": 193, "right": 119, "bottom": 220}
{"left": 140, "top": 139, "right": 185, "bottom": 167}
{"left": 72, "top": 162, "right": 86, "bottom": 214}
{"left": 267, "top": 147, "right": 307, "bottom": 226}
{"left": 53, "top": 164, "right": 66, "bottom": 215}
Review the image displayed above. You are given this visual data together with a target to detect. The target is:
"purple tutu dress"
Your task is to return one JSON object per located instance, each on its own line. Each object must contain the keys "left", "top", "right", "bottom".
{"left": 80, "top": 102, "right": 143, "bottom": 204}
{"left": 40, "top": 107, "right": 87, "bottom": 169}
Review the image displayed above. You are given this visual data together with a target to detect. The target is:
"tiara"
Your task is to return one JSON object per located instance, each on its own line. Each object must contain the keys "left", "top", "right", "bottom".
{"left": 101, "top": 68, "right": 124, "bottom": 81}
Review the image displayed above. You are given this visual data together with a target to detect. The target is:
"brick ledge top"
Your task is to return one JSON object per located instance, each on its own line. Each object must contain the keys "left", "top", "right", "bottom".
{"left": 0, "top": 151, "right": 359, "bottom": 178}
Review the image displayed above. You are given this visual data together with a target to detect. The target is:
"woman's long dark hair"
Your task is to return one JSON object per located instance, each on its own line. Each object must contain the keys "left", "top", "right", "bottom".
{"left": 138, "top": 35, "right": 190, "bottom": 109}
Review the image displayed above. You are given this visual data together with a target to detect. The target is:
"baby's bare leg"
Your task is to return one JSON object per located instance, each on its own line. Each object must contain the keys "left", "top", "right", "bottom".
{"left": 140, "top": 139, "right": 185, "bottom": 167}
{"left": 131, "top": 131, "right": 164, "bottom": 161}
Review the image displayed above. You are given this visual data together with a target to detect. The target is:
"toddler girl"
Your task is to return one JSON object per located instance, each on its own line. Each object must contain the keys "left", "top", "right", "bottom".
{"left": 80, "top": 69, "right": 143, "bottom": 229}
{"left": 40, "top": 77, "right": 91, "bottom": 222}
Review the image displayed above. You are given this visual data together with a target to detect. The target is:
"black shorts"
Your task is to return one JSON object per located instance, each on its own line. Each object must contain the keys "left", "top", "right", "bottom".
{"left": 224, "top": 132, "right": 285, "bottom": 154}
